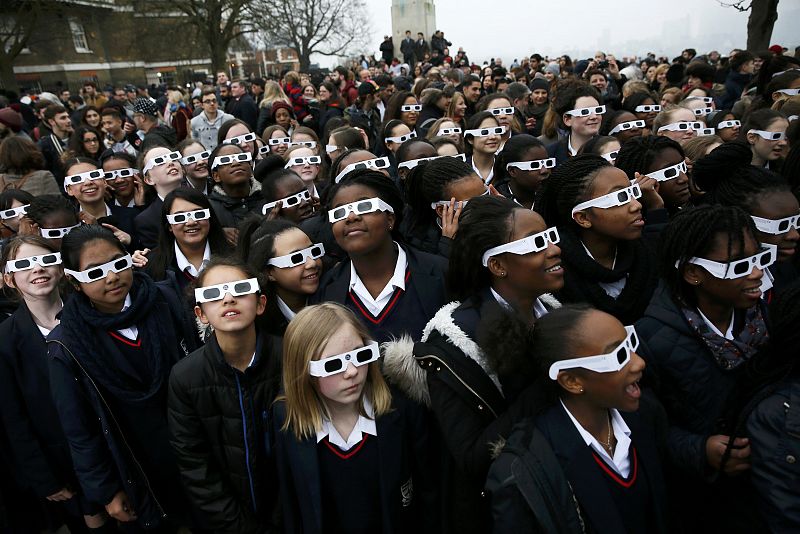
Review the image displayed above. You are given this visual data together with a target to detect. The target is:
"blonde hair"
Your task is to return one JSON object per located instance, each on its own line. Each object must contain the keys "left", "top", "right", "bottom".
{"left": 621, "top": 80, "right": 650, "bottom": 100}
{"left": 259, "top": 81, "right": 291, "bottom": 109}
{"left": 280, "top": 303, "right": 392, "bottom": 441}
{"left": 652, "top": 104, "right": 683, "bottom": 133}
{"left": 660, "top": 87, "right": 682, "bottom": 106}
{"left": 446, "top": 91, "right": 466, "bottom": 121}
{"left": 682, "top": 135, "right": 722, "bottom": 161}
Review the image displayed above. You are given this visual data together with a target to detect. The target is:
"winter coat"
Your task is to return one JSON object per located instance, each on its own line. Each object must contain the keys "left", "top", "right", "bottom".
{"left": 208, "top": 178, "right": 266, "bottom": 229}
{"left": 226, "top": 94, "right": 259, "bottom": 132}
{"left": 167, "top": 332, "right": 282, "bottom": 533}
{"left": 721, "top": 70, "right": 752, "bottom": 111}
{"left": 134, "top": 196, "right": 163, "bottom": 250}
{"left": 0, "top": 169, "right": 61, "bottom": 196}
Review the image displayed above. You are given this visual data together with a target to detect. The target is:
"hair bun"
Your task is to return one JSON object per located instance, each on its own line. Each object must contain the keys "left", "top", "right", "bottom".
{"left": 691, "top": 141, "right": 752, "bottom": 192}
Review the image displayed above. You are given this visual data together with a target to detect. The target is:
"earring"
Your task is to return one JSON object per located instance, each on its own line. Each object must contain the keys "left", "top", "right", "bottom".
{"left": 579, "top": 387, "right": 584, "bottom": 393}
{"left": 500, "top": 271, "right": 506, "bottom": 277}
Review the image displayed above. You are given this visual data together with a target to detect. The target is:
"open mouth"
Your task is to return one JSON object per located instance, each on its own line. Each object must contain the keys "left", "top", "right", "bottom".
{"left": 30, "top": 276, "right": 51, "bottom": 285}
{"left": 544, "top": 264, "right": 562, "bottom": 274}
{"left": 222, "top": 310, "right": 240, "bottom": 318}
{"left": 625, "top": 381, "right": 641, "bottom": 399}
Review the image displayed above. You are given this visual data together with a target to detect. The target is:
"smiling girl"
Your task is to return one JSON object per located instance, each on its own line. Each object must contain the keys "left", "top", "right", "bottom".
{"left": 465, "top": 111, "right": 503, "bottom": 184}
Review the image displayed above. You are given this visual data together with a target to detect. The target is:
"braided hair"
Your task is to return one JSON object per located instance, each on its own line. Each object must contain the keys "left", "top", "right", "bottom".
{"left": 534, "top": 154, "right": 610, "bottom": 228}
{"left": 492, "top": 134, "right": 545, "bottom": 185}
{"left": 615, "top": 135, "right": 685, "bottom": 180}
{"left": 25, "top": 194, "right": 78, "bottom": 227}
{"left": 659, "top": 204, "right": 758, "bottom": 307}
{"left": 405, "top": 156, "right": 475, "bottom": 236}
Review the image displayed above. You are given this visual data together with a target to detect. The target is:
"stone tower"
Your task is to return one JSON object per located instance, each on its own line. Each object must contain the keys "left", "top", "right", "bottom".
{"left": 391, "top": 0, "right": 437, "bottom": 59}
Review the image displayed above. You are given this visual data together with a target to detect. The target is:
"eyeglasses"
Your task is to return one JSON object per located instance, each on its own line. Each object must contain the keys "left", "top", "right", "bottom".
{"left": 385, "top": 131, "right": 417, "bottom": 144}
{"left": 790, "top": 115, "right": 799, "bottom": 122}
{"left": 695, "top": 127, "right": 716, "bottom": 136}
{"left": 464, "top": 125, "right": 506, "bottom": 137}
{"left": 777, "top": 88, "right": 800, "bottom": 96}
{"left": 488, "top": 106, "right": 515, "bottom": 116}
{"left": 143, "top": 151, "right": 181, "bottom": 174}
{"left": 202, "top": 98, "right": 218, "bottom": 104}
{"left": 194, "top": 277, "right": 259, "bottom": 303}
{"left": 693, "top": 107, "right": 713, "bottom": 116}
{"left": 657, "top": 121, "right": 703, "bottom": 133}
{"left": 166, "top": 208, "right": 210, "bottom": 225}
{"left": 104, "top": 168, "right": 138, "bottom": 181}
{"left": 64, "top": 169, "right": 105, "bottom": 191}
{"left": 308, "top": 341, "right": 381, "bottom": 377}
{"left": 0, "top": 204, "right": 28, "bottom": 220}
{"left": 548, "top": 326, "right": 638, "bottom": 379}
{"left": 482, "top": 227, "right": 560, "bottom": 266}
{"left": 398, "top": 153, "right": 466, "bottom": 170}
{"left": 64, "top": 254, "right": 133, "bottom": 283}
{"left": 400, "top": 104, "right": 422, "bottom": 112}
{"left": 267, "top": 243, "right": 325, "bottom": 268}
{"left": 328, "top": 197, "right": 394, "bottom": 223}
{"left": 430, "top": 186, "right": 490, "bottom": 210}
{"left": 436, "top": 127, "right": 462, "bottom": 136}
{"left": 180, "top": 151, "right": 211, "bottom": 165}
{"left": 284, "top": 156, "right": 322, "bottom": 168}
{"left": 258, "top": 145, "right": 271, "bottom": 156}
{"left": 772, "top": 68, "right": 800, "bottom": 78}
{"left": 609, "top": 120, "right": 645, "bottom": 135}
{"left": 211, "top": 151, "right": 252, "bottom": 170}
{"left": 686, "top": 244, "right": 777, "bottom": 280}
{"left": 288, "top": 141, "right": 317, "bottom": 149}
{"left": 647, "top": 161, "right": 687, "bottom": 182}
{"left": 262, "top": 190, "right": 311, "bottom": 213}
{"left": 601, "top": 150, "right": 619, "bottom": 163}
{"left": 751, "top": 214, "right": 800, "bottom": 235}
{"left": 268, "top": 136, "right": 291, "bottom": 146}
{"left": 40, "top": 223, "right": 80, "bottom": 239}
{"left": 685, "top": 96, "right": 714, "bottom": 104}
{"left": 325, "top": 144, "right": 344, "bottom": 154}
{"left": 571, "top": 183, "right": 641, "bottom": 216}
{"left": 717, "top": 120, "right": 741, "bottom": 130}
{"left": 333, "top": 157, "right": 391, "bottom": 184}
{"left": 4, "top": 252, "right": 62, "bottom": 273}
{"left": 564, "top": 105, "right": 606, "bottom": 117}
{"left": 506, "top": 158, "right": 556, "bottom": 171}
{"left": 748, "top": 129, "right": 786, "bottom": 141}
{"left": 226, "top": 132, "right": 257, "bottom": 145}
{"left": 634, "top": 105, "right": 661, "bottom": 113}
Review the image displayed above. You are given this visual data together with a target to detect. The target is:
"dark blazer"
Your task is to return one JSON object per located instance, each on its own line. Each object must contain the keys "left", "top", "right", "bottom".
{"left": 546, "top": 136, "right": 571, "bottom": 165}
{"left": 134, "top": 196, "right": 163, "bottom": 250}
{"left": 272, "top": 390, "right": 439, "bottom": 534}
{"left": 226, "top": 94, "right": 259, "bottom": 132}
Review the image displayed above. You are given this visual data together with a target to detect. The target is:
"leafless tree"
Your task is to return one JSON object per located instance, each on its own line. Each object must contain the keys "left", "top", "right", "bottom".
{"left": 717, "top": 0, "right": 780, "bottom": 51}
{"left": 0, "top": 1, "right": 47, "bottom": 92}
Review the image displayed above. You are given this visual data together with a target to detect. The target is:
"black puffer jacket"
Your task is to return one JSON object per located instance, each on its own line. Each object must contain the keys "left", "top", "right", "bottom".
{"left": 167, "top": 332, "right": 282, "bottom": 533}
{"left": 208, "top": 178, "right": 266, "bottom": 228}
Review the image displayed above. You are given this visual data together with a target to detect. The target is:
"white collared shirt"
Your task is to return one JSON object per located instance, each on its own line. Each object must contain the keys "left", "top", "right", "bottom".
{"left": 697, "top": 308, "right": 735, "bottom": 340}
{"left": 581, "top": 241, "right": 625, "bottom": 299}
{"left": 316, "top": 398, "right": 378, "bottom": 451}
{"left": 116, "top": 294, "right": 139, "bottom": 340}
{"left": 567, "top": 135, "right": 578, "bottom": 156}
{"left": 349, "top": 243, "right": 407, "bottom": 316}
{"left": 472, "top": 158, "right": 495, "bottom": 185}
{"left": 276, "top": 295, "right": 297, "bottom": 321}
{"left": 490, "top": 287, "right": 548, "bottom": 319}
{"left": 114, "top": 198, "right": 136, "bottom": 208}
{"left": 377, "top": 100, "right": 386, "bottom": 121}
{"left": 561, "top": 400, "right": 632, "bottom": 478}
{"left": 174, "top": 241, "right": 211, "bottom": 278}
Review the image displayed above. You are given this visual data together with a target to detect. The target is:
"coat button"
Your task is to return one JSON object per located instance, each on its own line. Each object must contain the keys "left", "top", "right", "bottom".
{"left": 436, "top": 366, "right": 441, "bottom": 371}
{"left": 127, "top": 479, "right": 133, "bottom": 484}
{"left": 787, "top": 455, "right": 796, "bottom": 464}
{"left": 478, "top": 405, "right": 483, "bottom": 410}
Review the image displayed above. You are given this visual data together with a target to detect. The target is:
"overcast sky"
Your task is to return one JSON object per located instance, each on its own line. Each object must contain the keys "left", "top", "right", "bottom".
{"left": 315, "top": 0, "right": 798, "bottom": 67}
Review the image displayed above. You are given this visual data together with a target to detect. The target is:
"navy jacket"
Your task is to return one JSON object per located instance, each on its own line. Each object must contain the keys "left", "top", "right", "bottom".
{"left": 134, "top": 196, "right": 163, "bottom": 250}
{"left": 272, "top": 390, "right": 439, "bottom": 534}
{"left": 546, "top": 136, "right": 571, "bottom": 165}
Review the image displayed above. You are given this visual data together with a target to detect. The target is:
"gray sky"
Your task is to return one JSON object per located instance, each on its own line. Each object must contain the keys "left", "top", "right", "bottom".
{"left": 316, "top": 0, "right": 798, "bottom": 67}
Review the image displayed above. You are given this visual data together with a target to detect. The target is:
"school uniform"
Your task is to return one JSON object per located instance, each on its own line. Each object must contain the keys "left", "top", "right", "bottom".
{"left": 546, "top": 135, "right": 574, "bottom": 165}
{"left": 134, "top": 196, "right": 163, "bottom": 250}
{"left": 272, "top": 391, "right": 439, "bottom": 534}
{"left": 312, "top": 243, "right": 447, "bottom": 342}
{"left": 466, "top": 155, "right": 495, "bottom": 185}
{"left": 208, "top": 179, "right": 267, "bottom": 229}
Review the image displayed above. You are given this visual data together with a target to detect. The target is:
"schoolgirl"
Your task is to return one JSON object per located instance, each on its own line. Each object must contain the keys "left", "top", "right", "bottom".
{"left": 402, "top": 155, "right": 488, "bottom": 257}
{"left": 464, "top": 111, "right": 503, "bottom": 184}
{"left": 21, "top": 194, "right": 81, "bottom": 250}
{"left": 219, "top": 119, "right": 259, "bottom": 159}
{"left": 384, "top": 90, "right": 421, "bottom": 136}
{"left": 653, "top": 105, "right": 699, "bottom": 145}
{"left": 492, "top": 134, "right": 553, "bottom": 209}
{"left": 635, "top": 204, "right": 771, "bottom": 532}
{"left": 167, "top": 257, "right": 282, "bottom": 533}
{"left": 272, "top": 302, "right": 438, "bottom": 533}
{"left": 578, "top": 135, "right": 622, "bottom": 165}
{"left": 290, "top": 126, "right": 320, "bottom": 154}
{"left": 486, "top": 305, "right": 668, "bottom": 534}
{"left": 476, "top": 93, "right": 519, "bottom": 145}
{"left": 740, "top": 108, "right": 789, "bottom": 170}
{"left": 177, "top": 138, "right": 213, "bottom": 194}
{"left": 621, "top": 91, "right": 661, "bottom": 134}
{"left": 425, "top": 117, "right": 465, "bottom": 153}
{"left": 385, "top": 195, "right": 562, "bottom": 534}
{"left": 207, "top": 142, "right": 266, "bottom": 230}
{"left": 261, "top": 168, "right": 316, "bottom": 224}
{"left": 324, "top": 126, "right": 367, "bottom": 166}
{"left": 691, "top": 142, "right": 799, "bottom": 297}
{"left": 547, "top": 82, "right": 604, "bottom": 163}
{"left": 312, "top": 169, "right": 447, "bottom": 342}
{"left": 445, "top": 92, "right": 467, "bottom": 131}
{"left": 0, "top": 236, "right": 107, "bottom": 532}
{"left": 615, "top": 135, "right": 691, "bottom": 214}
{"left": 535, "top": 155, "right": 659, "bottom": 324}
{"left": 283, "top": 144, "right": 322, "bottom": 196}
{"left": 135, "top": 145, "right": 187, "bottom": 249}
{"left": 0, "top": 189, "right": 34, "bottom": 245}
{"left": 705, "top": 109, "right": 741, "bottom": 142}
{"left": 100, "top": 152, "right": 147, "bottom": 208}
{"left": 381, "top": 119, "right": 415, "bottom": 157}
{"left": 48, "top": 225, "right": 200, "bottom": 531}
{"left": 600, "top": 109, "right": 645, "bottom": 144}
{"left": 430, "top": 136, "right": 462, "bottom": 157}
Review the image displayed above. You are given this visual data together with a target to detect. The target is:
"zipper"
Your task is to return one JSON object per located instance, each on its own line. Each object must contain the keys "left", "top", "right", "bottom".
{"left": 417, "top": 353, "right": 499, "bottom": 418}
{"left": 48, "top": 340, "right": 167, "bottom": 519}
{"left": 235, "top": 373, "right": 258, "bottom": 513}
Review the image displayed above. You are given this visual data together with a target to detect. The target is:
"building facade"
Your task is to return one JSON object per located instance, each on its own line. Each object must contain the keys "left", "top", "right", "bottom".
{"left": 390, "top": 0, "right": 437, "bottom": 58}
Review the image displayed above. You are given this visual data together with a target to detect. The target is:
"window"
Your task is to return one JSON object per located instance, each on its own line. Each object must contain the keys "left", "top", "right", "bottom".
{"left": 69, "top": 18, "right": 91, "bottom": 53}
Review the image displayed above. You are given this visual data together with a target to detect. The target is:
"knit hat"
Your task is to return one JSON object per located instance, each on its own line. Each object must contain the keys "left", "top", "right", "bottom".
{"left": 529, "top": 78, "right": 550, "bottom": 93}
{"left": 0, "top": 108, "right": 22, "bottom": 133}
{"left": 544, "top": 62, "right": 560, "bottom": 76}
{"left": 133, "top": 97, "right": 158, "bottom": 117}
{"left": 271, "top": 101, "right": 293, "bottom": 119}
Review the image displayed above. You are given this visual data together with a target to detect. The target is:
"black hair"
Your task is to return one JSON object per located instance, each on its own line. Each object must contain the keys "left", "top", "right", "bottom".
{"left": 99, "top": 150, "right": 137, "bottom": 167}
{"left": 325, "top": 168, "right": 405, "bottom": 241}
{"left": 253, "top": 154, "right": 287, "bottom": 184}
{"left": 615, "top": 135, "right": 685, "bottom": 180}
{"left": 534, "top": 154, "right": 610, "bottom": 227}
{"left": 395, "top": 138, "right": 435, "bottom": 165}
{"left": 621, "top": 91, "right": 657, "bottom": 113}
{"left": 492, "top": 134, "right": 545, "bottom": 184}
{"left": 405, "top": 156, "right": 475, "bottom": 236}
{"left": 739, "top": 108, "right": 787, "bottom": 142}
{"left": 25, "top": 195, "right": 78, "bottom": 226}
{"left": 692, "top": 141, "right": 790, "bottom": 210}
{"left": 784, "top": 143, "right": 800, "bottom": 198}
{"left": 658, "top": 204, "right": 758, "bottom": 307}
{"left": 447, "top": 195, "right": 518, "bottom": 300}
{"left": 148, "top": 187, "right": 232, "bottom": 281}
{"left": 464, "top": 111, "right": 499, "bottom": 155}
{"left": 61, "top": 224, "right": 125, "bottom": 271}
{"left": 578, "top": 135, "right": 618, "bottom": 157}
{"left": 260, "top": 168, "right": 305, "bottom": 202}
{"left": 384, "top": 90, "right": 416, "bottom": 124}
{"left": 67, "top": 126, "right": 103, "bottom": 159}
{"left": 217, "top": 119, "right": 252, "bottom": 146}
{"left": 381, "top": 119, "right": 405, "bottom": 148}
{"left": 705, "top": 109, "right": 735, "bottom": 130}
{"left": 62, "top": 156, "right": 99, "bottom": 176}
{"left": 552, "top": 82, "right": 602, "bottom": 118}
{"left": 208, "top": 141, "right": 246, "bottom": 181}
{"left": 193, "top": 255, "right": 263, "bottom": 304}
{"left": 0, "top": 189, "right": 35, "bottom": 211}
{"left": 753, "top": 55, "right": 800, "bottom": 106}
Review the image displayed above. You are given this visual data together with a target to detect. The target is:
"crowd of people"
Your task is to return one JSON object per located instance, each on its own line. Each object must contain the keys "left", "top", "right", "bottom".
{"left": 0, "top": 34, "right": 799, "bottom": 534}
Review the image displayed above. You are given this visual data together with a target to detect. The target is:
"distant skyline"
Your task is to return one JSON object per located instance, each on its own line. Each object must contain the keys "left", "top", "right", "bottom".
{"left": 313, "top": 0, "right": 798, "bottom": 67}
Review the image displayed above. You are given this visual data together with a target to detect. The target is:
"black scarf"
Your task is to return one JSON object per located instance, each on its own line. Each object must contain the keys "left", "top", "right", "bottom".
{"left": 60, "top": 272, "right": 181, "bottom": 405}
{"left": 556, "top": 227, "right": 657, "bottom": 324}
{"left": 681, "top": 305, "right": 769, "bottom": 371}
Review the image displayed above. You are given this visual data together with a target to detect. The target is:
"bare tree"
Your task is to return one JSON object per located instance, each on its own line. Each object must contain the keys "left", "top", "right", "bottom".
{"left": 0, "top": 1, "right": 45, "bottom": 92}
{"left": 251, "top": 0, "right": 371, "bottom": 71}
{"left": 718, "top": 0, "right": 780, "bottom": 51}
